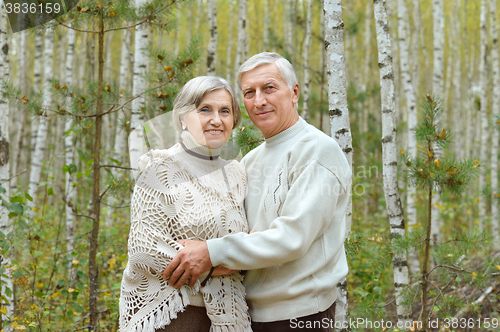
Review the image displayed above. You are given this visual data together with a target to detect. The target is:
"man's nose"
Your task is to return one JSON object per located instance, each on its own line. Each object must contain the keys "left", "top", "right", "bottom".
{"left": 254, "top": 90, "right": 267, "bottom": 107}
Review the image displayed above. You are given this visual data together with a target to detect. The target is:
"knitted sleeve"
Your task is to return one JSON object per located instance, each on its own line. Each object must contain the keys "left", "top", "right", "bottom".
{"left": 207, "top": 159, "right": 348, "bottom": 270}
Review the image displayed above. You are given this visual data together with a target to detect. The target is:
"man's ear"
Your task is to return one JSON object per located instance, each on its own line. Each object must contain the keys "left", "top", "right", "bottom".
{"left": 291, "top": 83, "right": 300, "bottom": 105}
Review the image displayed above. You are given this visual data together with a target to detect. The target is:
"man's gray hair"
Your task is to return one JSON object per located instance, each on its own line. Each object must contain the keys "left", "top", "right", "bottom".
{"left": 238, "top": 52, "right": 298, "bottom": 90}
{"left": 172, "top": 76, "right": 242, "bottom": 132}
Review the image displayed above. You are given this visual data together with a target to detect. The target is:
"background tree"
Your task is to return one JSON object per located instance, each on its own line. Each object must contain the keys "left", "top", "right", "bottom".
{"left": 324, "top": 0, "right": 352, "bottom": 329}
{"left": 373, "top": 0, "right": 411, "bottom": 327}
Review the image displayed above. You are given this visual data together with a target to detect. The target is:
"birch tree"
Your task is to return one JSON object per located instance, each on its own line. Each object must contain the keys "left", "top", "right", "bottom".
{"left": 28, "top": 27, "right": 54, "bottom": 208}
{"left": 129, "top": 0, "right": 150, "bottom": 173}
{"left": 452, "top": 1, "right": 463, "bottom": 159}
{"left": 397, "top": 0, "right": 419, "bottom": 277}
{"left": 373, "top": 0, "right": 411, "bottom": 327}
{"left": 106, "top": 28, "right": 131, "bottom": 229}
{"left": 478, "top": 0, "right": 488, "bottom": 231}
{"left": 64, "top": 27, "right": 77, "bottom": 281}
{"left": 490, "top": 0, "right": 499, "bottom": 249}
{"left": 31, "top": 31, "right": 43, "bottom": 154}
{"left": 11, "top": 30, "right": 26, "bottom": 189}
{"left": 324, "top": 1, "right": 352, "bottom": 329}
{"left": 233, "top": 0, "right": 247, "bottom": 91}
{"left": 0, "top": 3, "right": 14, "bottom": 328}
{"left": 263, "top": 0, "right": 270, "bottom": 51}
{"left": 301, "top": 0, "right": 312, "bottom": 123}
{"left": 431, "top": 0, "right": 444, "bottom": 246}
{"left": 207, "top": 0, "right": 217, "bottom": 75}
{"left": 225, "top": 0, "right": 235, "bottom": 81}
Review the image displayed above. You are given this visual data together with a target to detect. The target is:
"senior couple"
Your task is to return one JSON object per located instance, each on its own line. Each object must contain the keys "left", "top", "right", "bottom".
{"left": 119, "top": 52, "right": 352, "bottom": 332}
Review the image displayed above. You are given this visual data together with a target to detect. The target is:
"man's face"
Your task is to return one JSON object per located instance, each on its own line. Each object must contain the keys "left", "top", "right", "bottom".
{"left": 240, "top": 63, "right": 299, "bottom": 139}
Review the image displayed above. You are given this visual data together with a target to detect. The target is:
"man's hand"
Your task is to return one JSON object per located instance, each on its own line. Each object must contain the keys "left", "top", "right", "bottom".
{"left": 162, "top": 240, "right": 212, "bottom": 288}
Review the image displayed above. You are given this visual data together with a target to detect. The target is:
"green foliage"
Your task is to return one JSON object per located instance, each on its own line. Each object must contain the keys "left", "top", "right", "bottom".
{"left": 231, "top": 115, "right": 263, "bottom": 156}
{"left": 402, "top": 95, "right": 479, "bottom": 194}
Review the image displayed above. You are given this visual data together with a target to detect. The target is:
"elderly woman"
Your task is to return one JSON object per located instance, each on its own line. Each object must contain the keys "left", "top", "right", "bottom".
{"left": 119, "top": 76, "right": 251, "bottom": 332}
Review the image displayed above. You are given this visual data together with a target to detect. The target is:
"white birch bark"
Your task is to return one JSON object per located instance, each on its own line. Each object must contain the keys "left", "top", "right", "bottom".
{"left": 225, "top": 0, "right": 235, "bottom": 82}
{"left": 31, "top": 31, "right": 43, "bottom": 151}
{"left": 478, "top": 0, "right": 489, "bottom": 231}
{"left": 373, "top": 0, "right": 411, "bottom": 327}
{"left": 106, "top": 28, "right": 131, "bottom": 228}
{"left": 490, "top": 0, "right": 499, "bottom": 249}
{"left": 207, "top": 0, "right": 218, "bottom": 76}
{"left": 0, "top": 5, "right": 14, "bottom": 327}
{"left": 11, "top": 30, "right": 26, "bottom": 189}
{"left": 233, "top": 0, "right": 247, "bottom": 91}
{"left": 432, "top": 0, "right": 444, "bottom": 97}
{"left": 64, "top": 26, "right": 77, "bottom": 281}
{"left": 430, "top": 0, "right": 444, "bottom": 247}
{"left": 301, "top": 0, "right": 313, "bottom": 123}
{"left": 263, "top": 0, "right": 270, "bottom": 51}
{"left": 397, "top": 0, "right": 419, "bottom": 277}
{"left": 283, "top": 0, "right": 290, "bottom": 58}
{"left": 452, "top": 1, "right": 462, "bottom": 159}
{"left": 28, "top": 28, "right": 54, "bottom": 208}
{"left": 324, "top": 1, "right": 352, "bottom": 330}
{"left": 130, "top": 0, "right": 150, "bottom": 172}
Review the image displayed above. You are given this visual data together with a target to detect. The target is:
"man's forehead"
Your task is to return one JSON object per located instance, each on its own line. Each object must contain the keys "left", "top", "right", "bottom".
{"left": 241, "top": 64, "right": 285, "bottom": 88}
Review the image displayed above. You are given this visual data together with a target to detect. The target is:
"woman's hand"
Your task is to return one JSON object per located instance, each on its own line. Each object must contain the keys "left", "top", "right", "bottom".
{"left": 211, "top": 265, "right": 238, "bottom": 276}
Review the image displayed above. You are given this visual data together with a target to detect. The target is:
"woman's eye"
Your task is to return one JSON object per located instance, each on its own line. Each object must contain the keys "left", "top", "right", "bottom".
{"left": 199, "top": 107, "right": 210, "bottom": 112}
{"left": 221, "top": 108, "right": 231, "bottom": 114}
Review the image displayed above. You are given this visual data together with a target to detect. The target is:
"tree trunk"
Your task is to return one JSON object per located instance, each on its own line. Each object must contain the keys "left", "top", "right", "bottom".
{"left": 31, "top": 31, "right": 43, "bottom": 153}
{"left": 233, "top": 0, "right": 247, "bottom": 92}
{"left": 28, "top": 27, "right": 54, "bottom": 208}
{"left": 207, "top": 0, "right": 218, "bottom": 76}
{"left": 0, "top": 6, "right": 14, "bottom": 329}
{"left": 225, "top": 0, "right": 235, "bottom": 82}
{"left": 478, "top": 0, "right": 489, "bottom": 231}
{"left": 263, "top": 0, "right": 270, "bottom": 51}
{"left": 301, "top": 0, "right": 312, "bottom": 123}
{"left": 11, "top": 30, "right": 26, "bottom": 189}
{"left": 174, "top": 1, "right": 180, "bottom": 57}
{"left": 323, "top": 1, "right": 353, "bottom": 330}
{"left": 452, "top": 1, "right": 463, "bottom": 159}
{"left": 397, "top": 0, "right": 419, "bottom": 278}
{"left": 106, "top": 28, "right": 131, "bottom": 228}
{"left": 88, "top": 13, "right": 105, "bottom": 330}
{"left": 490, "top": 0, "right": 499, "bottom": 249}
{"left": 373, "top": 0, "right": 411, "bottom": 328}
{"left": 64, "top": 26, "right": 77, "bottom": 282}
{"left": 129, "top": 0, "right": 150, "bottom": 172}
{"left": 430, "top": 0, "right": 444, "bottom": 248}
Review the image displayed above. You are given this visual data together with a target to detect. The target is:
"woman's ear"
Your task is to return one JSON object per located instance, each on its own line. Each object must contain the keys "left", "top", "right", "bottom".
{"left": 179, "top": 117, "right": 186, "bottom": 131}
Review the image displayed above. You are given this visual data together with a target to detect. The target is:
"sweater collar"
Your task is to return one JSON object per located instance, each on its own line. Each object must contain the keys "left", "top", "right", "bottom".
{"left": 180, "top": 130, "right": 222, "bottom": 160}
{"left": 264, "top": 116, "right": 307, "bottom": 148}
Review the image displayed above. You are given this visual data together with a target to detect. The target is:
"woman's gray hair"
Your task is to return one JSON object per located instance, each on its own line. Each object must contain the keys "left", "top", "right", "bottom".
{"left": 237, "top": 52, "right": 298, "bottom": 90}
{"left": 172, "top": 76, "right": 242, "bottom": 132}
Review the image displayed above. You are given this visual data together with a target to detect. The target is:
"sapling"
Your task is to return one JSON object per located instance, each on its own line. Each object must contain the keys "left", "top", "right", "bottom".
{"left": 402, "top": 95, "right": 479, "bottom": 326}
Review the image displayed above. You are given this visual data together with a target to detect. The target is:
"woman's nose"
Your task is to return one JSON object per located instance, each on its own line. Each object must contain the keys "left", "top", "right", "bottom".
{"left": 210, "top": 112, "right": 222, "bottom": 125}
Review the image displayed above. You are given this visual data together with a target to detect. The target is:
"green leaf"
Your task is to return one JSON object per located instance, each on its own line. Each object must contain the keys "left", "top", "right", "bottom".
{"left": 25, "top": 193, "right": 33, "bottom": 202}
{"left": 62, "top": 165, "right": 70, "bottom": 174}
{"left": 47, "top": 188, "right": 54, "bottom": 196}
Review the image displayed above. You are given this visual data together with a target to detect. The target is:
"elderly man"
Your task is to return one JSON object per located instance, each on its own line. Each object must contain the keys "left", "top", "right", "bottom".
{"left": 163, "top": 52, "right": 351, "bottom": 331}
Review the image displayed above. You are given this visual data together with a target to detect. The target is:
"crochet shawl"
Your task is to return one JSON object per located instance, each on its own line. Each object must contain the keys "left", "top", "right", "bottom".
{"left": 119, "top": 132, "right": 252, "bottom": 332}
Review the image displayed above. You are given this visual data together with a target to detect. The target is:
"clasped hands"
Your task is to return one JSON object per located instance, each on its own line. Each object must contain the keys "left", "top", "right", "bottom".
{"left": 162, "top": 239, "right": 237, "bottom": 288}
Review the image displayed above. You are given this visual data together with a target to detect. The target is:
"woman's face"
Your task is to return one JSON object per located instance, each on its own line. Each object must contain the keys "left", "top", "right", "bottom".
{"left": 181, "top": 89, "right": 234, "bottom": 149}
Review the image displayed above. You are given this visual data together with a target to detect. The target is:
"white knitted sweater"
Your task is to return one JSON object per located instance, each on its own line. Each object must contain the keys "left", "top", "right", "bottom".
{"left": 119, "top": 131, "right": 252, "bottom": 332}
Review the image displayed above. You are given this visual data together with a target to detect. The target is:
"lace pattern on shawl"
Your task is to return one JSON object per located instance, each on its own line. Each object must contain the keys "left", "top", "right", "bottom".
{"left": 119, "top": 147, "right": 251, "bottom": 332}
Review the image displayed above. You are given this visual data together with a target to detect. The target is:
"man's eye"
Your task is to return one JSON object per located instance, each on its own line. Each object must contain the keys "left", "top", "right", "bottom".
{"left": 244, "top": 91, "right": 254, "bottom": 98}
{"left": 265, "top": 86, "right": 275, "bottom": 91}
